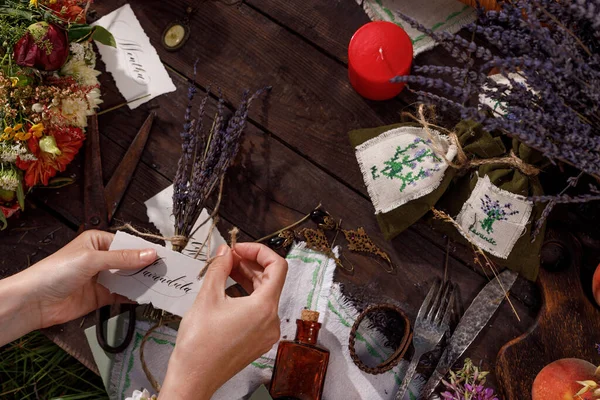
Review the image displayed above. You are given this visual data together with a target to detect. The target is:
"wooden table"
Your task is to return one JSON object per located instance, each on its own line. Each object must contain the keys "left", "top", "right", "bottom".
{"left": 0, "top": 0, "right": 544, "bottom": 397}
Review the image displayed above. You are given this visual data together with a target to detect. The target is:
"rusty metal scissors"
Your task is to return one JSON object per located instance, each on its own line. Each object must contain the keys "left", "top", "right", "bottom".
{"left": 80, "top": 112, "right": 155, "bottom": 353}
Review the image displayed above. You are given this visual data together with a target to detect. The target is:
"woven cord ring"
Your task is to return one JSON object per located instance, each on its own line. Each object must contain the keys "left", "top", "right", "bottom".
{"left": 348, "top": 304, "right": 412, "bottom": 375}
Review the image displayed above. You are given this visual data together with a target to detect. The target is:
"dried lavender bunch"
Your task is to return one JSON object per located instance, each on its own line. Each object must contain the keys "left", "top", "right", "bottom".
{"left": 392, "top": 0, "right": 600, "bottom": 178}
{"left": 172, "top": 83, "right": 270, "bottom": 251}
{"left": 440, "top": 359, "right": 499, "bottom": 400}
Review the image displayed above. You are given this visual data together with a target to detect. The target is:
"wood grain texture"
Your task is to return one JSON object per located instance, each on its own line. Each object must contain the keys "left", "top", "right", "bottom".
{"left": 0, "top": 0, "right": 543, "bottom": 392}
{"left": 496, "top": 233, "right": 600, "bottom": 399}
{"left": 92, "top": 0, "right": 402, "bottom": 193}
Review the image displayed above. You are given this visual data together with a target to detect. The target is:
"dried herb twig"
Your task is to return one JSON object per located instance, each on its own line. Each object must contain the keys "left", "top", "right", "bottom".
{"left": 431, "top": 207, "right": 520, "bottom": 322}
{"left": 172, "top": 74, "right": 270, "bottom": 251}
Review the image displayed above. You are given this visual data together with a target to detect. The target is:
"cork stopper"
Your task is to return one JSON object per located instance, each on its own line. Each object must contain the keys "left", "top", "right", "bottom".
{"left": 301, "top": 309, "right": 320, "bottom": 322}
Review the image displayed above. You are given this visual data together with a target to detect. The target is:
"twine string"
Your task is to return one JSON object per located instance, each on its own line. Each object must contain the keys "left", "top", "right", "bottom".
{"left": 114, "top": 223, "right": 189, "bottom": 249}
{"left": 139, "top": 317, "right": 180, "bottom": 394}
{"left": 405, "top": 105, "right": 541, "bottom": 177}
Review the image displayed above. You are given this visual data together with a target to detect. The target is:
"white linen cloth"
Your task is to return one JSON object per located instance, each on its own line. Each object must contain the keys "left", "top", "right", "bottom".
{"left": 99, "top": 243, "right": 424, "bottom": 399}
{"left": 356, "top": 0, "right": 476, "bottom": 55}
{"left": 456, "top": 174, "right": 533, "bottom": 259}
{"left": 355, "top": 126, "right": 457, "bottom": 214}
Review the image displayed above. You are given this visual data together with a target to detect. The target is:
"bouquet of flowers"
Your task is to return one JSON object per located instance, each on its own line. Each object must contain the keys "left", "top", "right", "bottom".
{"left": 0, "top": 0, "right": 114, "bottom": 229}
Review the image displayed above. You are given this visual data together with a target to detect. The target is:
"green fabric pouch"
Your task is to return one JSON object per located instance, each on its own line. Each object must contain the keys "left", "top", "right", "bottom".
{"left": 349, "top": 123, "right": 458, "bottom": 240}
{"left": 429, "top": 121, "right": 546, "bottom": 281}
{"left": 349, "top": 121, "right": 546, "bottom": 281}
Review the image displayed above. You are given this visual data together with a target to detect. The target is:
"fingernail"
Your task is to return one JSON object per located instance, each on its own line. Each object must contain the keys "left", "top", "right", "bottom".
{"left": 216, "top": 244, "right": 229, "bottom": 256}
{"left": 140, "top": 249, "right": 156, "bottom": 262}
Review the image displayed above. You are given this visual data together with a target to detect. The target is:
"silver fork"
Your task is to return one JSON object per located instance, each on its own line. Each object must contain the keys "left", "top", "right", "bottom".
{"left": 395, "top": 280, "right": 455, "bottom": 400}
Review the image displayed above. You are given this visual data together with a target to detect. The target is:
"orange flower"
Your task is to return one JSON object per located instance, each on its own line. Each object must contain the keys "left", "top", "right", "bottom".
{"left": 16, "top": 127, "right": 85, "bottom": 187}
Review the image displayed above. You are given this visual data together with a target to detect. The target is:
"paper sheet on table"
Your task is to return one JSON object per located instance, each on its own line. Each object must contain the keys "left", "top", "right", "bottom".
{"left": 93, "top": 4, "right": 176, "bottom": 109}
{"left": 98, "top": 232, "right": 209, "bottom": 317}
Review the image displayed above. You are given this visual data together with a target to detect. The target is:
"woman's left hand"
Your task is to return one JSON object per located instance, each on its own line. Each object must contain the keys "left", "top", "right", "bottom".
{"left": 0, "top": 230, "right": 156, "bottom": 345}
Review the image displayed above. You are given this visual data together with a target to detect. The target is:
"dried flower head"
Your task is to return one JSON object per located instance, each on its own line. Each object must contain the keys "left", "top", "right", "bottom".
{"left": 440, "top": 359, "right": 498, "bottom": 400}
{"left": 172, "top": 80, "right": 270, "bottom": 251}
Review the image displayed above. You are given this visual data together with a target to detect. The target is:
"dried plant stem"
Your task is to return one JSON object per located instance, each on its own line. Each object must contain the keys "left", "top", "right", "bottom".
{"left": 431, "top": 207, "right": 521, "bottom": 322}
{"left": 198, "top": 226, "right": 240, "bottom": 278}
{"left": 189, "top": 175, "right": 225, "bottom": 240}
{"left": 140, "top": 317, "right": 180, "bottom": 394}
{"left": 96, "top": 94, "right": 152, "bottom": 116}
{"left": 255, "top": 203, "right": 322, "bottom": 243}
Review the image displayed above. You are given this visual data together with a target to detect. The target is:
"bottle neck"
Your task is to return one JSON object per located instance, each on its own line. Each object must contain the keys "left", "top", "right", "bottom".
{"left": 295, "top": 319, "right": 321, "bottom": 345}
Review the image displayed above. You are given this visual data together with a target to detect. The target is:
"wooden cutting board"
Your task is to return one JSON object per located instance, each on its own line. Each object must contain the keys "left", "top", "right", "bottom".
{"left": 496, "top": 232, "right": 600, "bottom": 399}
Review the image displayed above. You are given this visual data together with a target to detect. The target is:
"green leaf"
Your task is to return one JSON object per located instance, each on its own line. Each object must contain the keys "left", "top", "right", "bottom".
{"left": 90, "top": 25, "right": 115, "bottom": 47}
{"left": 0, "top": 6, "right": 35, "bottom": 21}
{"left": 16, "top": 171, "right": 24, "bottom": 211}
{"left": 0, "top": 209, "right": 7, "bottom": 231}
{"left": 38, "top": 177, "right": 75, "bottom": 189}
{"left": 67, "top": 24, "right": 93, "bottom": 43}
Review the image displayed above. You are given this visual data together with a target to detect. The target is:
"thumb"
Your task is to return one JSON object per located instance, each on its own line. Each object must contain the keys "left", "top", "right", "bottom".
{"left": 202, "top": 244, "right": 233, "bottom": 294}
{"left": 92, "top": 248, "right": 157, "bottom": 272}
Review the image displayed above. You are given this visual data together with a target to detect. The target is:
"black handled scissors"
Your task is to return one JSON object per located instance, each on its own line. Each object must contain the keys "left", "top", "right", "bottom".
{"left": 80, "top": 112, "right": 155, "bottom": 353}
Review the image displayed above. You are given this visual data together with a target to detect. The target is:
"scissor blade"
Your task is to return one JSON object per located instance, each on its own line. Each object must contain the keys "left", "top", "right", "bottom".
{"left": 80, "top": 114, "right": 109, "bottom": 232}
{"left": 104, "top": 112, "right": 155, "bottom": 221}
{"left": 422, "top": 270, "right": 519, "bottom": 399}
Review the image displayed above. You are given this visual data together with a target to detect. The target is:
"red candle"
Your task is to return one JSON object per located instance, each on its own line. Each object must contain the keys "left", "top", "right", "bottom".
{"left": 348, "top": 21, "right": 413, "bottom": 101}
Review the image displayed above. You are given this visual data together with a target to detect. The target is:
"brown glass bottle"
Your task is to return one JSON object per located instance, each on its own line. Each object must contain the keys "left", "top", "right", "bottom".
{"left": 269, "top": 310, "right": 330, "bottom": 400}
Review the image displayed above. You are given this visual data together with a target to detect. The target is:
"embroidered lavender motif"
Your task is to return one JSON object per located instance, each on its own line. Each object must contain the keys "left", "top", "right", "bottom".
{"left": 371, "top": 137, "right": 442, "bottom": 192}
{"left": 479, "top": 195, "right": 519, "bottom": 234}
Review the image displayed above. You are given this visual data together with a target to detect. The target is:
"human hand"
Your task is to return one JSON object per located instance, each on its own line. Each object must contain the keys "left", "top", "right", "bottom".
{"left": 160, "top": 243, "right": 288, "bottom": 400}
{"left": 0, "top": 230, "right": 156, "bottom": 345}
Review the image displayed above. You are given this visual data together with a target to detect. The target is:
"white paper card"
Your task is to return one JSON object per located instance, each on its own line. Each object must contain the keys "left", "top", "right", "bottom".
{"left": 145, "top": 184, "right": 227, "bottom": 259}
{"left": 93, "top": 4, "right": 176, "bottom": 109}
{"left": 98, "top": 231, "right": 205, "bottom": 317}
{"left": 456, "top": 175, "right": 533, "bottom": 259}
{"left": 355, "top": 126, "right": 457, "bottom": 214}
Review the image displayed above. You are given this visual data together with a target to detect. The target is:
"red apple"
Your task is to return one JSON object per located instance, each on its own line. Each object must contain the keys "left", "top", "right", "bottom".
{"left": 594, "top": 264, "right": 600, "bottom": 307}
{"left": 532, "top": 358, "right": 599, "bottom": 400}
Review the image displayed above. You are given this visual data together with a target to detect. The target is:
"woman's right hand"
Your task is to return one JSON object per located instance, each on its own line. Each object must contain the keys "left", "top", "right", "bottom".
{"left": 160, "top": 243, "right": 288, "bottom": 400}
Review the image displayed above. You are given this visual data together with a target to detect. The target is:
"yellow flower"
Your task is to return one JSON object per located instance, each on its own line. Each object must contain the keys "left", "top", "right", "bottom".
{"left": 49, "top": 0, "right": 57, "bottom": 3}
{"left": 16, "top": 132, "right": 32, "bottom": 141}
{"left": 29, "top": 0, "right": 38, "bottom": 7}
{"left": 13, "top": 124, "right": 23, "bottom": 131}
{"left": 10, "top": 77, "right": 18, "bottom": 87}
{"left": 3, "top": 127, "right": 13, "bottom": 135}
{"left": 29, "top": 123, "right": 45, "bottom": 138}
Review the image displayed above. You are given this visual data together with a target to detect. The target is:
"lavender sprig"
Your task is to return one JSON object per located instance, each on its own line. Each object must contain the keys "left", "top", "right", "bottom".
{"left": 172, "top": 84, "right": 270, "bottom": 251}
{"left": 393, "top": 0, "right": 600, "bottom": 178}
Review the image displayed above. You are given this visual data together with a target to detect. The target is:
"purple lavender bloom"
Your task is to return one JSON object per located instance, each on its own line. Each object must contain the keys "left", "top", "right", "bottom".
{"left": 392, "top": 0, "right": 600, "bottom": 179}
{"left": 171, "top": 82, "right": 270, "bottom": 250}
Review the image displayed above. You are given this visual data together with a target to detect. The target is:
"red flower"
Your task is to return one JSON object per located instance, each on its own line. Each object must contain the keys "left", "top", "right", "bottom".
{"left": 13, "top": 22, "right": 69, "bottom": 71}
{"left": 0, "top": 204, "right": 20, "bottom": 219}
{"left": 46, "top": 4, "right": 86, "bottom": 23}
{"left": 16, "top": 127, "right": 85, "bottom": 188}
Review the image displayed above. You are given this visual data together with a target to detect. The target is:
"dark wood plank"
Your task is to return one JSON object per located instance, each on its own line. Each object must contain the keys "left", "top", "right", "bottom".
{"left": 86, "top": 62, "right": 538, "bottom": 371}
{"left": 244, "top": 0, "right": 370, "bottom": 63}
{"left": 496, "top": 233, "right": 600, "bottom": 400}
{"left": 90, "top": 0, "right": 519, "bottom": 285}
{"left": 92, "top": 0, "right": 402, "bottom": 194}
{"left": 0, "top": 204, "right": 74, "bottom": 279}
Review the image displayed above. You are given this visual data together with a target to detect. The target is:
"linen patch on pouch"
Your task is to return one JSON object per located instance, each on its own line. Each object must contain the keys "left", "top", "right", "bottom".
{"left": 355, "top": 126, "right": 457, "bottom": 214}
{"left": 456, "top": 175, "right": 533, "bottom": 259}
